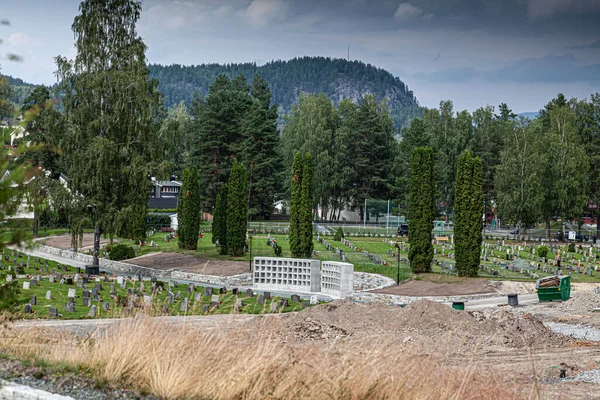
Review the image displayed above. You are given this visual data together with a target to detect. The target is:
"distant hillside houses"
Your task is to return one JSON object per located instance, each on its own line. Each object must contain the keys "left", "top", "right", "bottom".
{"left": 149, "top": 178, "right": 182, "bottom": 210}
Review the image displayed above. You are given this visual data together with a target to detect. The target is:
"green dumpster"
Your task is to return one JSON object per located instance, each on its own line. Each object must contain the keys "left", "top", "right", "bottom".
{"left": 536, "top": 275, "right": 571, "bottom": 302}
{"left": 451, "top": 301, "right": 465, "bottom": 310}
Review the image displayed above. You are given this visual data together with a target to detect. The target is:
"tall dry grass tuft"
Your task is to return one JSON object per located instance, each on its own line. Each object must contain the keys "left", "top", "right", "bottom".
{"left": 0, "top": 316, "right": 531, "bottom": 399}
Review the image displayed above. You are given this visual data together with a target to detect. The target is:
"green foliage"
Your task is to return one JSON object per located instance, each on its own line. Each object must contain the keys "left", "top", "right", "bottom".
{"left": 108, "top": 244, "right": 136, "bottom": 261}
{"left": 0, "top": 275, "right": 20, "bottom": 312}
{"left": 537, "top": 246, "right": 549, "bottom": 259}
{"left": 408, "top": 147, "right": 435, "bottom": 273}
{"left": 212, "top": 184, "right": 228, "bottom": 254}
{"left": 188, "top": 74, "right": 282, "bottom": 217}
{"left": 55, "top": 0, "right": 163, "bottom": 265}
{"left": 568, "top": 243, "right": 576, "bottom": 253}
{"left": 454, "top": 151, "right": 484, "bottom": 277}
{"left": 149, "top": 57, "right": 420, "bottom": 131}
{"left": 146, "top": 213, "right": 172, "bottom": 229}
{"left": 147, "top": 208, "right": 178, "bottom": 214}
{"left": 300, "top": 153, "right": 314, "bottom": 257}
{"left": 289, "top": 152, "right": 303, "bottom": 257}
{"left": 333, "top": 227, "right": 345, "bottom": 241}
{"left": 226, "top": 159, "right": 248, "bottom": 257}
{"left": 177, "top": 168, "right": 201, "bottom": 250}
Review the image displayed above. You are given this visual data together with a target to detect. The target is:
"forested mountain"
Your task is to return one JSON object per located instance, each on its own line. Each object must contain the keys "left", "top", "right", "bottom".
{"left": 148, "top": 57, "right": 422, "bottom": 130}
{"left": 0, "top": 74, "right": 35, "bottom": 106}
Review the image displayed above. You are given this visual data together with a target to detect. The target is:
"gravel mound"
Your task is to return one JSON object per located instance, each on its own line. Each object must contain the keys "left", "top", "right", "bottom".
{"left": 258, "top": 300, "right": 571, "bottom": 349}
{"left": 554, "top": 291, "right": 600, "bottom": 313}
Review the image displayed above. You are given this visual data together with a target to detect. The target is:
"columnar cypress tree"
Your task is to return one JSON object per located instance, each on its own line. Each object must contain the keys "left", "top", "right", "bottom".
{"left": 289, "top": 152, "right": 303, "bottom": 257}
{"left": 212, "top": 184, "right": 228, "bottom": 254}
{"left": 300, "top": 153, "right": 314, "bottom": 257}
{"left": 226, "top": 159, "right": 249, "bottom": 257}
{"left": 408, "top": 147, "right": 435, "bottom": 273}
{"left": 454, "top": 150, "right": 483, "bottom": 276}
{"left": 177, "top": 168, "right": 201, "bottom": 250}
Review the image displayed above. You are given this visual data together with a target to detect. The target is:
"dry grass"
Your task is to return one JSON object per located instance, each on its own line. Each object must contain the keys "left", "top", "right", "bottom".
{"left": 0, "top": 316, "right": 536, "bottom": 400}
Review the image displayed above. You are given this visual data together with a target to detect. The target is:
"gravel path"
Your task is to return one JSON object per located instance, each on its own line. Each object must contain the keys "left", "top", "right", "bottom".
{"left": 545, "top": 322, "right": 600, "bottom": 341}
{"left": 568, "top": 369, "right": 600, "bottom": 384}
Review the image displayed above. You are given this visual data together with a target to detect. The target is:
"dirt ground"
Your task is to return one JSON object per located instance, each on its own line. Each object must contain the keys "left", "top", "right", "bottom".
{"left": 43, "top": 233, "right": 110, "bottom": 251}
{"left": 373, "top": 274, "right": 498, "bottom": 296}
{"left": 241, "top": 298, "right": 600, "bottom": 398}
{"left": 124, "top": 252, "right": 250, "bottom": 276}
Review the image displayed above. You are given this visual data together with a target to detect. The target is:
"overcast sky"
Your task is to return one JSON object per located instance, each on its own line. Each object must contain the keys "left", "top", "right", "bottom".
{"left": 2, "top": 0, "right": 600, "bottom": 112}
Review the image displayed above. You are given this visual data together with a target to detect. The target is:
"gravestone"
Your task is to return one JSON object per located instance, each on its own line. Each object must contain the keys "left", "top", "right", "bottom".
{"left": 110, "top": 283, "right": 116, "bottom": 296}
{"left": 102, "top": 301, "right": 110, "bottom": 311}
{"left": 245, "top": 289, "right": 253, "bottom": 297}
{"left": 176, "top": 290, "right": 181, "bottom": 299}
{"left": 211, "top": 294, "right": 220, "bottom": 304}
{"left": 291, "top": 294, "right": 300, "bottom": 303}
{"left": 264, "top": 292, "right": 271, "bottom": 300}
{"left": 87, "top": 305, "right": 97, "bottom": 317}
{"left": 24, "top": 304, "right": 32, "bottom": 313}
{"left": 117, "top": 276, "right": 124, "bottom": 285}
{"left": 168, "top": 292, "right": 174, "bottom": 303}
{"left": 48, "top": 307, "right": 58, "bottom": 318}
{"left": 30, "top": 279, "right": 37, "bottom": 287}
{"left": 22, "top": 281, "right": 30, "bottom": 290}
{"left": 77, "top": 281, "right": 84, "bottom": 288}
{"left": 30, "top": 295, "right": 37, "bottom": 306}
{"left": 232, "top": 288, "right": 238, "bottom": 295}
{"left": 180, "top": 298, "right": 189, "bottom": 312}
{"left": 257, "top": 294, "right": 265, "bottom": 305}
{"left": 143, "top": 295, "right": 153, "bottom": 307}
{"left": 49, "top": 276, "right": 55, "bottom": 283}
{"left": 269, "top": 302, "right": 278, "bottom": 312}
{"left": 204, "top": 287, "right": 213, "bottom": 297}
{"left": 302, "top": 301, "right": 310, "bottom": 309}
{"left": 310, "top": 295, "right": 318, "bottom": 305}
{"left": 279, "top": 299, "right": 288, "bottom": 308}
{"left": 194, "top": 293, "right": 201, "bottom": 302}
{"left": 187, "top": 283, "right": 195, "bottom": 294}
{"left": 202, "top": 304, "right": 209, "bottom": 314}
{"left": 65, "top": 301, "right": 75, "bottom": 313}
{"left": 46, "top": 290, "right": 52, "bottom": 300}
{"left": 219, "top": 287, "right": 226, "bottom": 294}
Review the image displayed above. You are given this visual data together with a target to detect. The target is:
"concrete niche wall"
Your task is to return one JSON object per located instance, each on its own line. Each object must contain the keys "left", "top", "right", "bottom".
{"left": 253, "top": 257, "right": 321, "bottom": 293}
{"left": 321, "top": 261, "right": 354, "bottom": 298}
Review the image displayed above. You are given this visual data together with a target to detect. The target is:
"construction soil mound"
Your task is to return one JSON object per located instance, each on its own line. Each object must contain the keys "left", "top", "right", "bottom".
{"left": 124, "top": 252, "right": 249, "bottom": 276}
{"left": 256, "top": 300, "right": 573, "bottom": 350}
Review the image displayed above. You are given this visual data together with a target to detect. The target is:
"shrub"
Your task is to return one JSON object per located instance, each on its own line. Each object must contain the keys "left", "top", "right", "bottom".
{"left": 537, "top": 246, "right": 549, "bottom": 259}
{"left": 109, "top": 244, "right": 136, "bottom": 261}
{"left": 333, "top": 227, "right": 344, "bottom": 241}
{"left": 568, "top": 243, "right": 575, "bottom": 253}
{"left": 146, "top": 213, "right": 172, "bottom": 229}
{"left": 274, "top": 244, "right": 282, "bottom": 257}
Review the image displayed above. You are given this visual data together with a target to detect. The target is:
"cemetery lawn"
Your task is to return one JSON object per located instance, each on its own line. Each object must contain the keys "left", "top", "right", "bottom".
{"left": 17, "top": 278, "right": 305, "bottom": 320}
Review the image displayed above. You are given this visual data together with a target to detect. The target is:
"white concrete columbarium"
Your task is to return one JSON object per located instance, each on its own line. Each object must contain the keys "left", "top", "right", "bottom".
{"left": 253, "top": 257, "right": 321, "bottom": 293}
{"left": 321, "top": 261, "right": 354, "bottom": 298}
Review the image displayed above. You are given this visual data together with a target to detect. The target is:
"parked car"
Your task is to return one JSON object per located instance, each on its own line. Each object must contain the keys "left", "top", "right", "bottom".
{"left": 556, "top": 231, "right": 589, "bottom": 242}
{"left": 397, "top": 224, "right": 409, "bottom": 236}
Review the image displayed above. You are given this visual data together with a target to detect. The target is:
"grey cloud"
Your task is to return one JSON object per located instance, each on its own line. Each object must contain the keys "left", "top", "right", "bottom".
{"left": 413, "top": 67, "right": 478, "bottom": 82}
{"left": 566, "top": 40, "right": 600, "bottom": 50}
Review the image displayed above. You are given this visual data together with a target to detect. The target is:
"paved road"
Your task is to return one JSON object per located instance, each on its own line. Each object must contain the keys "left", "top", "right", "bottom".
{"left": 457, "top": 293, "right": 539, "bottom": 310}
{"left": 12, "top": 313, "right": 270, "bottom": 335}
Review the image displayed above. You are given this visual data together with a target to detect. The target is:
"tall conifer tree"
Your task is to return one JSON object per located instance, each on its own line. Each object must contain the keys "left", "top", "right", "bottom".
{"left": 212, "top": 183, "right": 228, "bottom": 254}
{"left": 300, "top": 153, "right": 314, "bottom": 257}
{"left": 226, "top": 159, "right": 248, "bottom": 257}
{"left": 289, "top": 152, "right": 303, "bottom": 257}
{"left": 408, "top": 147, "right": 435, "bottom": 273}
{"left": 178, "top": 168, "right": 201, "bottom": 250}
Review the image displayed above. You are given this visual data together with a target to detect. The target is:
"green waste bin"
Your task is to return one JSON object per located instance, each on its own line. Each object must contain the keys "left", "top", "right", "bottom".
{"left": 451, "top": 301, "right": 465, "bottom": 310}
{"left": 536, "top": 275, "right": 571, "bottom": 302}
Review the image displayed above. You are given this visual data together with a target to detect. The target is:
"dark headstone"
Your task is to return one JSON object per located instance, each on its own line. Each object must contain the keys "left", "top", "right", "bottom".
{"left": 24, "top": 304, "right": 32, "bottom": 313}
{"left": 65, "top": 302, "right": 75, "bottom": 312}
{"left": 102, "top": 301, "right": 110, "bottom": 311}
{"left": 302, "top": 301, "right": 310, "bottom": 309}
{"left": 291, "top": 294, "right": 300, "bottom": 303}
{"left": 279, "top": 299, "right": 288, "bottom": 308}
{"left": 204, "top": 287, "right": 213, "bottom": 297}
{"left": 48, "top": 307, "right": 58, "bottom": 318}
{"left": 245, "top": 289, "right": 253, "bottom": 297}
{"left": 264, "top": 292, "right": 271, "bottom": 300}
{"left": 219, "top": 287, "right": 226, "bottom": 294}
{"left": 232, "top": 288, "right": 239, "bottom": 295}
{"left": 257, "top": 294, "right": 265, "bottom": 305}
{"left": 202, "top": 304, "right": 209, "bottom": 314}
{"left": 30, "top": 295, "right": 37, "bottom": 306}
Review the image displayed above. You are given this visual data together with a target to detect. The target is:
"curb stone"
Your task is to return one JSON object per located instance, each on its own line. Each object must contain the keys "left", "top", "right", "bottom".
{"left": 0, "top": 379, "right": 75, "bottom": 400}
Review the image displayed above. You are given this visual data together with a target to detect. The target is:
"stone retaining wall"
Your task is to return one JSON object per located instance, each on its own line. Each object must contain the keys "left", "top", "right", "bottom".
{"left": 37, "top": 245, "right": 168, "bottom": 278}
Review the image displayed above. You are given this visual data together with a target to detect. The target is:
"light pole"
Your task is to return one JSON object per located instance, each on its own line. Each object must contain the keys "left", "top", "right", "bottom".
{"left": 396, "top": 243, "right": 400, "bottom": 285}
{"left": 248, "top": 235, "right": 253, "bottom": 273}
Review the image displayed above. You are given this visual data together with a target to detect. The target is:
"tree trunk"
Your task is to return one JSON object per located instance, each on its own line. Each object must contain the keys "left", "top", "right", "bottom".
{"left": 359, "top": 205, "right": 364, "bottom": 222}
{"left": 93, "top": 223, "right": 102, "bottom": 266}
{"left": 545, "top": 219, "right": 551, "bottom": 239}
{"left": 596, "top": 208, "right": 600, "bottom": 240}
{"left": 33, "top": 210, "right": 39, "bottom": 239}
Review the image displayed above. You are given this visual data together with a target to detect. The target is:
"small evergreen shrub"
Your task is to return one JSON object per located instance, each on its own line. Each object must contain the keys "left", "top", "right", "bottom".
{"left": 568, "top": 243, "right": 575, "bottom": 253}
{"left": 537, "top": 246, "right": 549, "bottom": 259}
{"left": 333, "top": 227, "right": 344, "bottom": 241}
{"left": 109, "top": 244, "right": 136, "bottom": 261}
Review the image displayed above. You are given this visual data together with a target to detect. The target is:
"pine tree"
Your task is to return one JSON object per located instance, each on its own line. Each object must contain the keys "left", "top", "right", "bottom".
{"left": 408, "top": 147, "right": 435, "bottom": 273}
{"left": 454, "top": 150, "right": 483, "bottom": 277}
{"left": 177, "top": 168, "right": 201, "bottom": 250}
{"left": 289, "top": 152, "right": 303, "bottom": 257}
{"left": 300, "top": 153, "right": 314, "bottom": 257}
{"left": 226, "top": 159, "right": 248, "bottom": 257}
{"left": 212, "top": 183, "right": 228, "bottom": 255}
